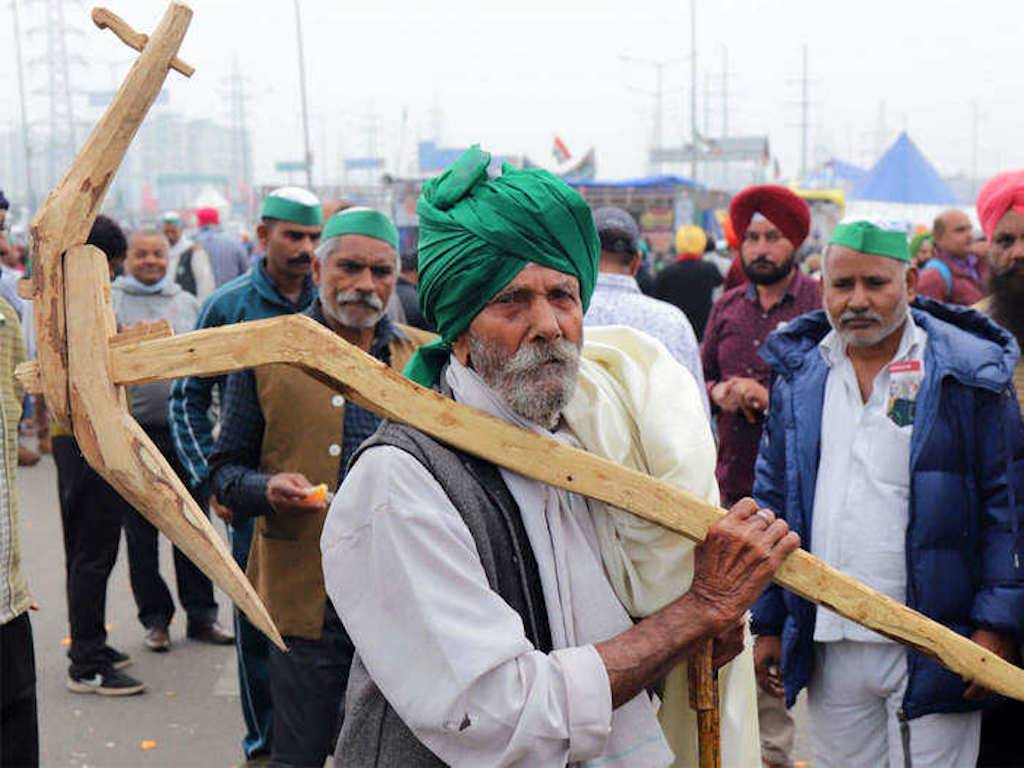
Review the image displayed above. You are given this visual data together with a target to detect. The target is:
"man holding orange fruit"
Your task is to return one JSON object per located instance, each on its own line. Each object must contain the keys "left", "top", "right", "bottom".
{"left": 209, "top": 208, "right": 433, "bottom": 768}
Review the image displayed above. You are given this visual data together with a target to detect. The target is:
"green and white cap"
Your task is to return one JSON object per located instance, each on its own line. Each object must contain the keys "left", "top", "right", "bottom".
{"left": 322, "top": 206, "right": 398, "bottom": 249}
{"left": 160, "top": 210, "right": 182, "bottom": 225}
{"left": 260, "top": 186, "right": 323, "bottom": 227}
{"left": 828, "top": 220, "right": 910, "bottom": 263}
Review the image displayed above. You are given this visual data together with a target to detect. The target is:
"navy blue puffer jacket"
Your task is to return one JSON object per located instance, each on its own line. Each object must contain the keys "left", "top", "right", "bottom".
{"left": 750, "top": 297, "right": 1024, "bottom": 719}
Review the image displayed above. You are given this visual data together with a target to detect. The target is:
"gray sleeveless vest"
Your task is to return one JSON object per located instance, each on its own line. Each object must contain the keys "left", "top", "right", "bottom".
{"left": 334, "top": 421, "right": 552, "bottom": 767}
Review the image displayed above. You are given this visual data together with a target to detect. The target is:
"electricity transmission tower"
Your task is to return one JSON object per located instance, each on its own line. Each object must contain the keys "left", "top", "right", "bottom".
{"left": 26, "top": 0, "right": 81, "bottom": 192}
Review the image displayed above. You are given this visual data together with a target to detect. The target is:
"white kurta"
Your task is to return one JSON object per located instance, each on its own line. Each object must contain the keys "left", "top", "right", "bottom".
{"left": 811, "top": 317, "right": 926, "bottom": 643}
{"left": 321, "top": 325, "right": 759, "bottom": 767}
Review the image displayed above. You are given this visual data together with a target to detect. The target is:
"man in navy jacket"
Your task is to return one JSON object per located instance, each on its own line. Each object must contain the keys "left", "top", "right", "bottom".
{"left": 751, "top": 221, "right": 1024, "bottom": 768}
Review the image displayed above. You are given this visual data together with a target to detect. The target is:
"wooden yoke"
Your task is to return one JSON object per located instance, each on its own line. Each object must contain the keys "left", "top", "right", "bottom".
{"left": 25, "top": 3, "right": 283, "bottom": 649}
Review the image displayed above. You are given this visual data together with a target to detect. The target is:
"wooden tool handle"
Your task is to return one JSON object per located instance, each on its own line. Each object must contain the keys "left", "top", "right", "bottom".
{"left": 91, "top": 7, "right": 194, "bottom": 77}
{"left": 688, "top": 638, "right": 721, "bottom": 768}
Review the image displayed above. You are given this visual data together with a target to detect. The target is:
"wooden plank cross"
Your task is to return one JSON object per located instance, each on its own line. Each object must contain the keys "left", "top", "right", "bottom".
{"left": 23, "top": 3, "right": 1024, "bottom": 729}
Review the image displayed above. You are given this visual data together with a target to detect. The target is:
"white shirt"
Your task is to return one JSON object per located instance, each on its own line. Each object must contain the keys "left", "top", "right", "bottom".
{"left": 321, "top": 359, "right": 671, "bottom": 767}
{"left": 811, "top": 315, "right": 927, "bottom": 643}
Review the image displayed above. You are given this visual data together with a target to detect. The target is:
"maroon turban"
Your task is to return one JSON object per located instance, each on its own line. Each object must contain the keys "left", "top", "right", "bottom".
{"left": 729, "top": 185, "right": 811, "bottom": 250}
{"left": 976, "top": 170, "right": 1024, "bottom": 240}
{"left": 196, "top": 206, "right": 220, "bottom": 227}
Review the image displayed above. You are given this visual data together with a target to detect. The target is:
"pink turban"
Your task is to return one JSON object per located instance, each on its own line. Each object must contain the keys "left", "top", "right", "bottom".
{"left": 976, "top": 170, "right": 1024, "bottom": 239}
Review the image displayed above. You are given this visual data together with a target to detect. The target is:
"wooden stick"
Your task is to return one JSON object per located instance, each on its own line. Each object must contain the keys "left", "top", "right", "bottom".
{"left": 28, "top": 1, "right": 192, "bottom": 429}
{"left": 687, "top": 639, "right": 720, "bottom": 768}
{"left": 89, "top": 314, "right": 1024, "bottom": 702}
{"left": 63, "top": 247, "right": 283, "bottom": 650}
{"left": 91, "top": 7, "right": 195, "bottom": 77}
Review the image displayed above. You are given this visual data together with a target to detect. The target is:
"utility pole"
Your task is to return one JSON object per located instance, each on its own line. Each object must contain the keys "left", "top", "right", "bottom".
{"left": 621, "top": 54, "right": 683, "bottom": 175}
{"left": 689, "top": 0, "right": 698, "bottom": 182}
{"left": 11, "top": 0, "right": 35, "bottom": 209}
{"left": 970, "top": 100, "right": 979, "bottom": 199}
{"left": 874, "top": 99, "right": 888, "bottom": 160}
{"left": 721, "top": 44, "right": 728, "bottom": 140}
{"left": 702, "top": 71, "right": 711, "bottom": 137}
{"left": 293, "top": 0, "right": 313, "bottom": 189}
{"left": 799, "top": 44, "right": 809, "bottom": 180}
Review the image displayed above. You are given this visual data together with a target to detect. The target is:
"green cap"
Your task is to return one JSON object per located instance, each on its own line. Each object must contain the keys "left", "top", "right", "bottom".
{"left": 160, "top": 210, "right": 182, "bottom": 225}
{"left": 909, "top": 231, "right": 932, "bottom": 259}
{"left": 322, "top": 207, "right": 398, "bottom": 249}
{"left": 260, "top": 187, "right": 323, "bottom": 226}
{"left": 828, "top": 221, "right": 910, "bottom": 263}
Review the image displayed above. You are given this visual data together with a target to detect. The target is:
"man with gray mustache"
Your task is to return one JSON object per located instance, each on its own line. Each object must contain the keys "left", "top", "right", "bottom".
{"left": 751, "top": 221, "right": 1024, "bottom": 767}
{"left": 208, "top": 208, "right": 434, "bottom": 768}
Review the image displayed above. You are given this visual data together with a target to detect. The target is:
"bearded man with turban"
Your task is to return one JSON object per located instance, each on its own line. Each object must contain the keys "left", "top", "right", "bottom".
{"left": 972, "top": 169, "right": 1024, "bottom": 768}
{"left": 321, "top": 147, "right": 793, "bottom": 766}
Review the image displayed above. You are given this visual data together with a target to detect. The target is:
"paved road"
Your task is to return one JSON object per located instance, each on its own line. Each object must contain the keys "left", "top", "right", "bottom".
{"left": 19, "top": 455, "right": 245, "bottom": 768}
{"left": 17, "top": 452, "right": 811, "bottom": 767}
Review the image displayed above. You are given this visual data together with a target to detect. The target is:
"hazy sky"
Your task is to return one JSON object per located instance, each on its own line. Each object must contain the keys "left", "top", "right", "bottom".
{"left": 4, "top": 0, "right": 1023, "bottom": 185}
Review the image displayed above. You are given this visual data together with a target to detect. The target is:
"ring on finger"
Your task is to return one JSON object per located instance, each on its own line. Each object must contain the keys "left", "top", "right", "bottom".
{"left": 754, "top": 509, "right": 774, "bottom": 526}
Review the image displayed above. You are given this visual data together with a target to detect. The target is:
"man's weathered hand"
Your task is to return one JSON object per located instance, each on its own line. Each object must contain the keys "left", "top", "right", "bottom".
{"left": 754, "top": 634, "right": 785, "bottom": 697}
{"left": 689, "top": 499, "right": 799, "bottom": 634}
{"left": 266, "top": 472, "right": 327, "bottom": 516}
{"left": 209, "top": 494, "right": 233, "bottom": 526}
{"left": 963, "top": 628, "right": 1018, "bottom": 700}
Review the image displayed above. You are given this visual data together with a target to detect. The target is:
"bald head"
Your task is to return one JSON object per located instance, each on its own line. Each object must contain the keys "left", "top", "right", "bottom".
{"left": 933, "top": 209, "right": 973, "bottom": 258}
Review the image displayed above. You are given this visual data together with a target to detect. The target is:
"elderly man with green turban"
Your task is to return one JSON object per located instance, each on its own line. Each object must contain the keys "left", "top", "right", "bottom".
{"left": 322, "top": 147, "right": 791, "bottom": 767}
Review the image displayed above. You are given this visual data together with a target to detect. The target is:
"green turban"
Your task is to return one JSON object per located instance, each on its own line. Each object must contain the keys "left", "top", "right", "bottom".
{"left": 404, "top": 145, "right": 599, "bottom": 386}
{"left": 909, "top": 231, "right": 933, "bottom": 259}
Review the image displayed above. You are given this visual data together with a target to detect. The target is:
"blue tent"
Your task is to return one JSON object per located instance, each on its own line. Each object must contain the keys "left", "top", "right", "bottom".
{"left": 569, "top": 174, "right": 702, "bottom": 190}
{"left": 852, "top": 132, "right": 959, "bottom": 205}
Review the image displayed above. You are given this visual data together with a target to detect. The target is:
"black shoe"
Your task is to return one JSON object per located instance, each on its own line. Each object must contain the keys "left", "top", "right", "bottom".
{"left": 186, "top": 621, "right": 234, "bottom": 645}
{"left": 67, "top": 667, "right": 145, "bottom": 696}
{"left": 100, "top": 645, "right": 132, "bottom": 670}
{"left": 144, "top": 625, "right": 171, "bottom": 652}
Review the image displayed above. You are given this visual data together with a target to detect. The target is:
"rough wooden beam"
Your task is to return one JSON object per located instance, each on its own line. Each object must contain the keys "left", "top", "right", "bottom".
{"left": 16, "top": 319, "right": 174, "bottom": 394}
{"left": 63, "top": 247, "right": 283, "bottom": 649}
{"left": 96, "top": 314, "right": 1024, "bottom": 701}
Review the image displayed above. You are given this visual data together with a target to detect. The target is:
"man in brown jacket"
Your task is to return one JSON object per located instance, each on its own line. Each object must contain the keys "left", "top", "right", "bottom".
{"left": 209, "top": 208, "right": 433, "bottom": 768}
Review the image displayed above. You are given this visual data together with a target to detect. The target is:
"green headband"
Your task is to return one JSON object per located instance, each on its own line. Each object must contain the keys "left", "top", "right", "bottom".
{"left": 260, "top": 187, "right": 323, "bottom": 226}
{"left": 828, "top": 221, "right": 910, "bottom": 263}
{"left": 321, "top": 208, "right": 398, "bottom": 249}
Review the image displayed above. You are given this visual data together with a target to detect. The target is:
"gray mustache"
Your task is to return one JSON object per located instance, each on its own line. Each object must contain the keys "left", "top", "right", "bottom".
{"left": 839, "top": 310, "right": 883, "bottom": 326}
{"left": 504, "top": 340, "right": 579, "bottom": 375}
{"left": 334, "top": 290, "right": 383, "bottom": 310}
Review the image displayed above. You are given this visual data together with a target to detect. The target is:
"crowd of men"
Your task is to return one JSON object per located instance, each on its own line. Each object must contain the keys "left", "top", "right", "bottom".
{"left": 0, "top": 160, "right": 1023, "bottom": 768}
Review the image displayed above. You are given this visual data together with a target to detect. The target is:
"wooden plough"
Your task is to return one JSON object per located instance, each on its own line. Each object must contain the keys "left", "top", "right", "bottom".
{"left": 22, "top": 2, "right": 1024, "bottom": 731}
